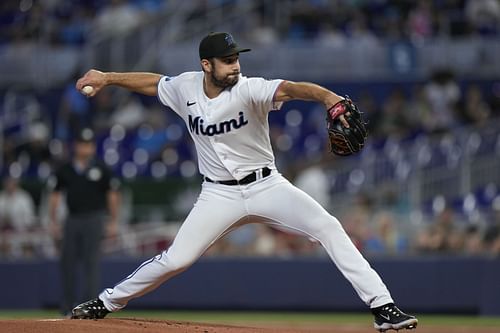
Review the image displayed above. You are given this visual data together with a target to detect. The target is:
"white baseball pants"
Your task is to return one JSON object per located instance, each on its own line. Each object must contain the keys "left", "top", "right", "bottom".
{"left": 100, "top": 173, "right": 393, "bottom": 311}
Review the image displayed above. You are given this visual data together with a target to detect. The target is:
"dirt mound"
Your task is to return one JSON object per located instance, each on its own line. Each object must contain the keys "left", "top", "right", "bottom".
{"left": 0, "top": 318, "right": 330, "bottom": 333}
{"left": 0, "top": 318, "right": 497, "bottom": 333}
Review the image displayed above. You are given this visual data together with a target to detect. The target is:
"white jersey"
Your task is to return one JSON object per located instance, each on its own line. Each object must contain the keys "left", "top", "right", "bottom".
{"left": 157, "top": 71, "right": 283, "bottom": 181}
{"left": 99, "top": 71, "right": 395, "bottom": 316}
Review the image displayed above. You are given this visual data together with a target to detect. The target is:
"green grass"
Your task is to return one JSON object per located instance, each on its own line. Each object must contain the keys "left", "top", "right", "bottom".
{"left": 0, "top": 310, "right": 499, "bottom": 327}
{"left": 0, "top": 310, "right": 60, "bottom": 319}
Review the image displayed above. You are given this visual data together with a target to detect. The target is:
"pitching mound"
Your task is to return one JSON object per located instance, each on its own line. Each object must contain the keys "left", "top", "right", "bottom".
{"left": 0, "top": 318, "right": 498, "bottom": 333}
{"left": 0, "top": 318, "right": 335, "bottom": 333}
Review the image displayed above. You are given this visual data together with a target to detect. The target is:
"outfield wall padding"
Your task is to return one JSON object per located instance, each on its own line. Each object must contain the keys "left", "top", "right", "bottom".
{"left": 1, "top": 256, "right": 498, "bottom": 315}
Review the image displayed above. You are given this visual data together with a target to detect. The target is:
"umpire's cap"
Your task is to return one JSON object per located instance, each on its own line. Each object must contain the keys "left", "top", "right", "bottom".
{"left": 199, "top": 32, "right": 251, "bottom": 60}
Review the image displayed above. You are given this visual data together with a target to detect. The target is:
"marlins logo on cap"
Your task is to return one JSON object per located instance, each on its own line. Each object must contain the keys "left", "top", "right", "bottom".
{"left": 224, "top": 34, "right": 234, "bottom": 46}
{"left": 199, "top": 32, "right": 251, "bottom": 59}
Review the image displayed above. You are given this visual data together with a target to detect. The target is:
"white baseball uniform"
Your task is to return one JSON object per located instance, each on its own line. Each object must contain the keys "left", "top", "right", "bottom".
{"left": 99, "top": 71, "right": 394, "bottom": 311}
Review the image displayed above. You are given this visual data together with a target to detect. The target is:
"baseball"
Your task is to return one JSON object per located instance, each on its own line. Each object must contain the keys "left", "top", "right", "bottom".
{"left": 81, "top": 85, "right": 94, "bottom": 96}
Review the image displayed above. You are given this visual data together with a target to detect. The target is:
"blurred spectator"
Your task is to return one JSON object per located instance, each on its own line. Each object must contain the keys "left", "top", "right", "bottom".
{"left": 415, "top": 207, "right": 459, "bottom": 253}
{"left": 246, "top": 13, "right": 278, "bottom": 45}
{"left": 16, "top": 121, "right": 51, "bottom": 176}
{"left": 93, "top": 0, "right": 143, "bottom": 37}
{"left": 224, "top": 224, "right": 258, "bottom": 256}
{"left": 252, "top": 224, "right": 278, "bottom": 256}
{"left": 270, "top": 226, "right": 321, "bottom": 257}
{"left": 364, "top": 211, "right": 408, "bottom": 255}
{"left": 378, "top": 89, "right": 415, "bottom": 138}
{"left": 341, "top": 193, "right": 375, "bottom": 251}
{"left": 0, "top": 174, "right": 41, "bottom": 258}
{"left": 110, "top": 94, "right": 147, "bottom": 130}
{"left": 294, "top": 156, "right": 331, "bottom": 208}
{"left": 463, "top": 225, "right": 485, "bottom": 255}
{"left": 407, "top": 0, "right": 435, "bottom": 42}
{"left": 346, "top": 11, "right": 378, "bottom": 48}
{"left": 486, "top": 229, "right": 500, "bottom": 256}
{"left": 0, "top": 176, "right": 36, "bottom": 232}
{"left": 316, "top": 23, "right": 347, "bottom": 48}
{"left": 132, "top": 107, "right": 168, "bottom": 158}
{"left": 459, "top": 84, "right": 491, "bottom": 126}
{"left": 465, "top": 0, "right": 500, "bottom": 35}
{"left": 424, "top": 69, "right": 461, "bottom": 133}
{"left": 3, "top": 88, "right": 42, "bottom": 136}
{"left": 56, "top": 5, "right": 93, "bottom": 45}
{"left": 287, "top": 0, "right": 324, "bottom": 40}
{"left": 407, "top": 84, "right": 432, "bottom": 133}
{"left": 483, "top": 198, "right": 500, "bottom": 256}
{"left": 446, "top": 228, "right": 466, "bottom": 253}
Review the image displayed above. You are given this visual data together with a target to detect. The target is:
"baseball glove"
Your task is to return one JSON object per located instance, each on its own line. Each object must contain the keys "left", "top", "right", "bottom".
{"left": 326, "top": 97, "right": 367, "bottom": 156}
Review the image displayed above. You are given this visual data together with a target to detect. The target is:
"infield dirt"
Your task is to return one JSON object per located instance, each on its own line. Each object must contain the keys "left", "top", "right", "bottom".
{"left": 0, "top": 318, "right": 499, "bottom": 333}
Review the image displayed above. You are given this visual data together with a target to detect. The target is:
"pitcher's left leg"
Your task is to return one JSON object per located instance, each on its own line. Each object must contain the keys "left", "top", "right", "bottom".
{"left": 247, "top": 174, "right": 393, "bottom": 308}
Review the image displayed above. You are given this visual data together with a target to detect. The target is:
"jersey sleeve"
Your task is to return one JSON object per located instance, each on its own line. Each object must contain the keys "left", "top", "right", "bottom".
{"left": 244, "top": 77, "right": 284, "bottom": 113}
{"left": 157, "top": 75, "right": 182, "bottom": 111}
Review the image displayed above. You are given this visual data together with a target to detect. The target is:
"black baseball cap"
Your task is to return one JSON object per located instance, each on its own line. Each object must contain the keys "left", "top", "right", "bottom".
{"left": 199, "top": 32, "right": 251, "bottom": 60}
{"left": 75, "top": 128, "right": 95, "bottom": 143}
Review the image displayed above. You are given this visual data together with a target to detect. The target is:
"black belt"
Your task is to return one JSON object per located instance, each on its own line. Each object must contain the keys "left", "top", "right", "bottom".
{"left": 204, "top": 167, "right": 271, "bottom": 186}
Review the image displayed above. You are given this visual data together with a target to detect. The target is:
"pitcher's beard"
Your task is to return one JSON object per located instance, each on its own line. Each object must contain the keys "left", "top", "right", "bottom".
{"left": 211, "top": 72, "right": 239, "bottom": 89}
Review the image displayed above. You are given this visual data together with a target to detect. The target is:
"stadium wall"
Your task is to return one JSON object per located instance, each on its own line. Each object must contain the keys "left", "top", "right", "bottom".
{"left": 1, "top": 257, "right": 499, "bottom": 315}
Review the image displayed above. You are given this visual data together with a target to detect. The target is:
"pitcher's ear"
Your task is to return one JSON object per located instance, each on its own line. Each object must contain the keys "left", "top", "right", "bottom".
{"left": 201, "top": 59, "right": 212, "bottom": 73}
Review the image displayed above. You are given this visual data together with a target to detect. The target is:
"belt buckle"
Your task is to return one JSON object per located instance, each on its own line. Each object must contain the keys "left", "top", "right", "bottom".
{"left": 255, "top": 168, "right": 263, "bottom": 180}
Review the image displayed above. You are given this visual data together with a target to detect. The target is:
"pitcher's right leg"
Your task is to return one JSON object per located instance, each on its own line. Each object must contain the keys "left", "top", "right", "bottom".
{"left": 99, "top": 183, "right": 246, "bottom": 312}
{"left": 246, "top": 174, "right": 394, "bottom": 308}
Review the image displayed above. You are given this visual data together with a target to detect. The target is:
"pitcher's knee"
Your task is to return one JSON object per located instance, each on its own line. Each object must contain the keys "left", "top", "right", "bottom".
{"left": 161, "top": 251, "right": 196, "bottom": 272}
{"left": 309, "top": 214, "right": 345, "bottom": 238}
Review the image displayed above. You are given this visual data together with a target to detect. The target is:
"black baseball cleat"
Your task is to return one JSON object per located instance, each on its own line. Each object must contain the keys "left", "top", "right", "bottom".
{"left": 372, "top": 303, "right": 418, "bottom": 332}
{"left": 71, "top": 298, "right": 110, "bottom": 319}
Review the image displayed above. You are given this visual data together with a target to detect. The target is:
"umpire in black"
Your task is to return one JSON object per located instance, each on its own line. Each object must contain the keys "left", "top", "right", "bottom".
{"left": 48, "top": 128, "right": 120, "bottom": 316}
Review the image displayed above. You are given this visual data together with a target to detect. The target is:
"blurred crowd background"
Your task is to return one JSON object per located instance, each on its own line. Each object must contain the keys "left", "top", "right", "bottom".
{"left": 2, "top": 0, "right": 500, "bottom": 45}
{"left": 1, "top": 0, "right": 500, "bottom": 260}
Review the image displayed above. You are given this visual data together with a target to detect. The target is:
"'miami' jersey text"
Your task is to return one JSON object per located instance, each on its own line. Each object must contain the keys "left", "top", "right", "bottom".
{"left": 188, "top": 112, "right": 249, "bottom": 136}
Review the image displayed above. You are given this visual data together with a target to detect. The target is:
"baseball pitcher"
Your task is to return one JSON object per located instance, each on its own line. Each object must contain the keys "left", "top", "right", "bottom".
{"left": 71, "top": 32, "right": 417, "bottom": 332}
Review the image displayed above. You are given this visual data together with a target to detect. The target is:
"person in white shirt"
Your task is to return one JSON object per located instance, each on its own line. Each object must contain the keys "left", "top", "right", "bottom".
{"left": 0, "top": 176, "right": 36, "bottom": 232}
{"left": 0, "top": 176, "right": 36, "bottom": 258}
{"left": 71, "top": 32, "right": 417, "bottom": 331}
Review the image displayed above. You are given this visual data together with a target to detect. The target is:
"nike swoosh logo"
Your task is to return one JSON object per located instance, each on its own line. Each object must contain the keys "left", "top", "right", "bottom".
{"left": 187, "top": 101, "right": 196, "bottom": 106}
{"left": 380, "top": 314, "right": 391, "bottom": 321}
